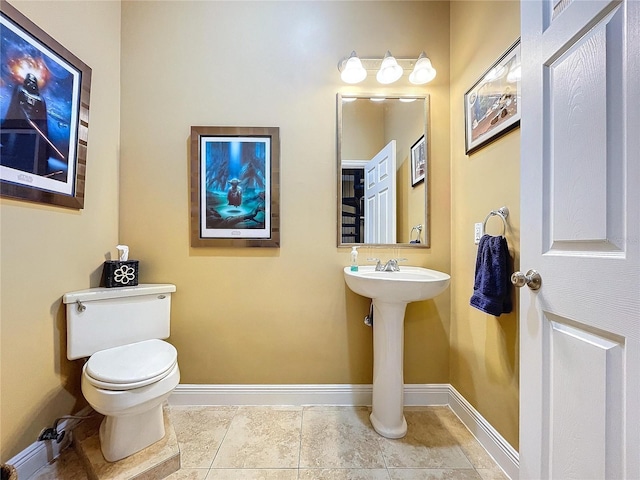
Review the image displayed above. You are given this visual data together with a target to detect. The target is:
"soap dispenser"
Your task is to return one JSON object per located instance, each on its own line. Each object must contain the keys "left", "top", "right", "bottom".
{"left": 350, "top": 246, "right": 360, "bottom": 271}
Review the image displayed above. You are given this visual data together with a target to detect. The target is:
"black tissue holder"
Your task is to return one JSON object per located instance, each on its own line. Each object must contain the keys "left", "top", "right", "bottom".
{"left": 102, "top": 260, "right": 139, "bottom": 288}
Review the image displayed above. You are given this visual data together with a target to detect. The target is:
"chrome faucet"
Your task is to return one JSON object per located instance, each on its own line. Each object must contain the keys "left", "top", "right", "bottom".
{"left": 382, "top": 259, "right": 401, "bottom": 271}
{"left": 370, "top": 258, "right": 406, "bottom": 271}
{"left": 368, "top": 258, "right": 383, "bottom": 271}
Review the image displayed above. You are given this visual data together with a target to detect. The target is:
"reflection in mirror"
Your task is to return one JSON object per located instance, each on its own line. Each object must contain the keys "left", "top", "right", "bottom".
{"left": 337, "top": 94, "right": 429, "bottom": 247}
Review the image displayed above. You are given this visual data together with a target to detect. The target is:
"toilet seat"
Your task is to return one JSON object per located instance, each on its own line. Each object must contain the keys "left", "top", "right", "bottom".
{"left": 84, "top": 339, "right": 177, "bottom": 391}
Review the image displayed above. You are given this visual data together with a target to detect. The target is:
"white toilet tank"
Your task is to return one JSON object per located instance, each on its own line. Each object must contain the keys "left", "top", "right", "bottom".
{"left": 63, "top": 284, "right": 176, "bottom": 360}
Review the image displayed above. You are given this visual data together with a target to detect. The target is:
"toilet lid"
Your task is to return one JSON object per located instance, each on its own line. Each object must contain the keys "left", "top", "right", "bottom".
{"left": 86, "top": 339, "right": 177, "bottom": 387}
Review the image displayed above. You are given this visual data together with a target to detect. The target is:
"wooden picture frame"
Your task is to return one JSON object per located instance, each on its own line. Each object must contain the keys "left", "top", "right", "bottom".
{"left": 410, "top": 135, "right": 426, "bottom": 187}
{"left": 190, "top": 126, "right": 280, "bottom": 248}
{"left": 464, "top": 39, "right": 520, "bottom": 154}
{"left": 0, "top": 0, "right": 91, "bottom": 208}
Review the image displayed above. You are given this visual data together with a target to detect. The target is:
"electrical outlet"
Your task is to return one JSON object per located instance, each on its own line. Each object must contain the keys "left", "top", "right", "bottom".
{"left": 474, "top": 223, "right": 483, "bottom": 244}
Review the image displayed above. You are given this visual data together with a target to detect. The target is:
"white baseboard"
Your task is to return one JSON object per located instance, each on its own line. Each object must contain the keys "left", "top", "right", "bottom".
{"left": 448, "top": 386, "right": 519, "bottom": 480}
{"left": 170, "top": 383, "right": 518, "bottom": 479}
{"left": 169, "top": 383, "right": 373, "bottom": 406}
{"left": 7, "top": 406, "right": 93, "bottom": 480}
{"left": 169, "top": 383, "right": 451, "bottom": 407}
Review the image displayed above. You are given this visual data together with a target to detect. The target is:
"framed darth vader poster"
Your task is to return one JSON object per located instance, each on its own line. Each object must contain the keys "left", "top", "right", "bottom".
{"left": 190, "top": 126, "right": 280, "bottom": 248}
{"left": 0, "top": 0, "right": 91, "bottom": 209}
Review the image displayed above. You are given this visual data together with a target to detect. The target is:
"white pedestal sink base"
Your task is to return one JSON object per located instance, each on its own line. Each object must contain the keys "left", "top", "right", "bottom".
{"left": 343, "top": 266, "right": 451, "bottom": 440}
{"left": 370, "top": 300, "right": 408, "bottom": 439}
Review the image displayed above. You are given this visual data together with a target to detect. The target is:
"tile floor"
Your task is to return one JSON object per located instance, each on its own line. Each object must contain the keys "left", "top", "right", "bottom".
{"left": 29, "top": 405, "right": 509, "bottom": 480}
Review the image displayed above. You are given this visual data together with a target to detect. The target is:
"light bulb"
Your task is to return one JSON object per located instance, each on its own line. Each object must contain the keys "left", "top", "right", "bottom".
{"left": 376, "top": 51, "right": 403, "bottom": 84}
{"left": 340, "top": 51, "right": 367, "bottom": 84}
{"left": 409, "top": 52, "right": 436, "bottom": 85}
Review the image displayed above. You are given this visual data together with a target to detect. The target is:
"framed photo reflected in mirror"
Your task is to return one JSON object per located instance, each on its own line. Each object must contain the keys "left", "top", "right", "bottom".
{"left": 410, "top": 135, "right": 426, "bottom": 187}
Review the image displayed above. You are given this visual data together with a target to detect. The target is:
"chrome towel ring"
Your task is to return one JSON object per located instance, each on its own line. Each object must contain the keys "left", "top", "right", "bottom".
{"left": 482, "top": 206, "right": 509, "bottom": 237}
{"left": 410, "top": 224, "right": 422, "bottom": 243}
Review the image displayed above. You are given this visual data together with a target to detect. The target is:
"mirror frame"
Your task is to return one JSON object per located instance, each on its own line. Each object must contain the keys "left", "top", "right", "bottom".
{"left": 337, "top": 93, "right": 430, "bottom": 248}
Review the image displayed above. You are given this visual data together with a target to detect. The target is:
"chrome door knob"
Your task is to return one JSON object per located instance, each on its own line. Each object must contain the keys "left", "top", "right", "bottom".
{"left": 511, "top": 269, "right": 542, "bottom": 290}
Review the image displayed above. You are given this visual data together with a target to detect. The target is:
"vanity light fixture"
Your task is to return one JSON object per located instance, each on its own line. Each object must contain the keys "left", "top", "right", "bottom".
{"left": 338, "top": 51, "right": 437, "bottom": 85}
{"left": 408, "top": 52, "right": 437, "bottom": 85}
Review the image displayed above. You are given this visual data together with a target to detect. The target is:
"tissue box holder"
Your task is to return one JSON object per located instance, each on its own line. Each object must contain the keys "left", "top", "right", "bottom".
{"left": 102, "top": 260, "right": 139, "bottom": 288}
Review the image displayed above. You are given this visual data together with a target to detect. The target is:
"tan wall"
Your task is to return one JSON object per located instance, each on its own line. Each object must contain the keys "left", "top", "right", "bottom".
{"left": 342, "top": 101, "right": 385, "bottom": 160}
{"left": 0, "top": 1, "right": 121, "bottom": 460}
{"left": 449, "top": 1, "right": 521, "bottom": 449}
{"left": 119, "top": 1, "right": 451, "bottom": 386}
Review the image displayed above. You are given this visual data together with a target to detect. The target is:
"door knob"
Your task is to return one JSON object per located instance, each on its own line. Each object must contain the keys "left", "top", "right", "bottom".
{"left": 511, "top": 269, "right": 542, "bottom": 290}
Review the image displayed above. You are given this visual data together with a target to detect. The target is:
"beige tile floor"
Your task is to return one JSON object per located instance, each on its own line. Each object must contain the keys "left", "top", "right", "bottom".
{"left": 29, "top": 406, "right": 509, "bottom": 480}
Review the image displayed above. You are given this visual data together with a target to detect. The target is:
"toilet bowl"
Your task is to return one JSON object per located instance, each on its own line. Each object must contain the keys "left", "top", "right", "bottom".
{"left": 81, "top": 340, "right": 180, "bottom": 462}
{"left": 64, "top": 284, "right": 179, "bottom": 462}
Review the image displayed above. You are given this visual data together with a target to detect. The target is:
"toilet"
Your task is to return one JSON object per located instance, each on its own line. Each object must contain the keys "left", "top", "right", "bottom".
{"left": 63, "top": 284, "right": 180, "bottom": 462}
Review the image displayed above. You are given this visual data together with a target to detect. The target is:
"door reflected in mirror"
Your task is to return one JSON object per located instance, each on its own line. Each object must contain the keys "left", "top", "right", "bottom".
{"left": 337, "top": 94, "right": 429, "bottom": 247}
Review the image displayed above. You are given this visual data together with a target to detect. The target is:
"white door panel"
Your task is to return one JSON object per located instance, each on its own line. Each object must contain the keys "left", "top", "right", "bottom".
{"left": 364, "top": 140, "right": 396, "bottom": 243}
{"left": 520, "top": 1, "right": 639, "bottom": 478}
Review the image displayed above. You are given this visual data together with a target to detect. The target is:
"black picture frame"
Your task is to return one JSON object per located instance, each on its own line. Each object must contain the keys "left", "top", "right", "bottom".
{"left": 464, "top": 39, "right": 520, "bottom": 155}
{"left": 410, "top": 135, "right": 426, "bottom": 187}
{"left": 0, "top": 0, "right": 91, "bottom": 209}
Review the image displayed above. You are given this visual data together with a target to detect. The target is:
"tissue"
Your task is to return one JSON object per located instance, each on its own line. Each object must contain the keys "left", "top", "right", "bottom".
{"left": 116, "top": 245, "right": 129, "bottom": 261}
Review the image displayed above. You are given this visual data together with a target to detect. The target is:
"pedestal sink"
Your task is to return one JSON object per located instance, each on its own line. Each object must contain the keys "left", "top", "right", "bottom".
{"left": 343, "top": 265, "right": 450, "bottom": 438}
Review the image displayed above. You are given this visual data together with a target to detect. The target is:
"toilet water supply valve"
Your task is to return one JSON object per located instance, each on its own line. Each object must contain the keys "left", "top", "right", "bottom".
{"left": 38, "top": 426, "right": 65, "bottom": 444}
{"left": 37, "top": 413, "right": 95, "bottom": 444}
{"left": 38, "top": 417, "right": 66, "bottom": 444}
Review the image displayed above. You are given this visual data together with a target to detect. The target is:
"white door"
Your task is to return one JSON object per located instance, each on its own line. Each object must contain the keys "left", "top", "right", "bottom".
{"left": 364, "top": 140, "right": 396, "bottom": 243}
{"left": 519, "top": 1, "right": 639, "bottom": 479}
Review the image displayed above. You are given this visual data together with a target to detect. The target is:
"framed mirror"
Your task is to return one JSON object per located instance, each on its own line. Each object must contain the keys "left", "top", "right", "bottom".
{"left": 337, "top": 93, "right": 430, "bottom": 247}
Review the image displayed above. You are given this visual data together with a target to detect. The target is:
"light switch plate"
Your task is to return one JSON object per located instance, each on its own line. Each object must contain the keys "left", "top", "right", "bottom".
{"left": 474, "top": 223, "right": 483, "bottom": 244}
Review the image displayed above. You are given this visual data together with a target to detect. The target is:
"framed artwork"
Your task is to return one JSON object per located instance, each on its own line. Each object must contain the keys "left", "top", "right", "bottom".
{"left": 464, "top": 39, "right": 520, "bottom": 154}
{"left": 410, "top": 135, "right": 426, "bottom": 187}
{"left": 0, "top": 0, "right": 91, "bottom": 208}
{"left": 190, "top": 126, "right": 280, "bottom": 248}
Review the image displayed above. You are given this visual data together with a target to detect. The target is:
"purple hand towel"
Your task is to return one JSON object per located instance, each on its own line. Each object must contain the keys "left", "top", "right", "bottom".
{"left": 470, "top": 234, "right": 513, "bottom": 316}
